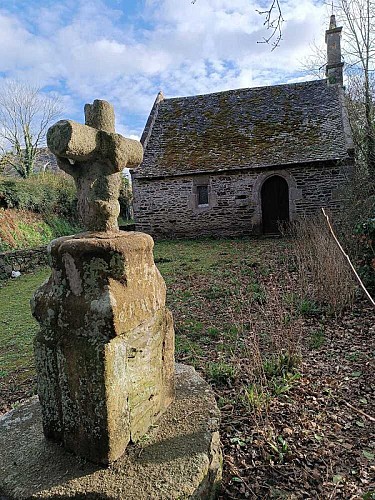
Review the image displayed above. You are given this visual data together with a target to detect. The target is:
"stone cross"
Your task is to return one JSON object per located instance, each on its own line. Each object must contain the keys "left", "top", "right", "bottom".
{"left": 33, "top": 101, "right": 175, "bottom": 465}
{"left": 47, "top": 100, "right": 143, "bottom": 232}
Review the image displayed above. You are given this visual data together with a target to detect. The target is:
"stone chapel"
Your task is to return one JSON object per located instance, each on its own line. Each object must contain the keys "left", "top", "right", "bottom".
{"left": 131, "top": 15, "right": 354, "bottom": 237}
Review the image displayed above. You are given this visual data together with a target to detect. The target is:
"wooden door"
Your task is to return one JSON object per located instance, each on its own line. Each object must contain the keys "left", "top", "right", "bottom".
{"left": 261, "top": 176, "right": 289, "bottom": 234}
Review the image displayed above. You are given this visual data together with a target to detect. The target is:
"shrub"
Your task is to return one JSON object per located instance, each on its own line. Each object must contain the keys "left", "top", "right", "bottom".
{"left": 288, "top": 216, "right": 356, "bottom": 315}
{"left": 336, "top": 169, "right": 375, "bottom": 296}
{"left": 0, "top": 172, "right": 77, "bottom": 218}
{"left": 118, "top": 176, "right": 133, "bottom": 221}
{"left": 353, "top": 218, "right": 375, "bottom": 293}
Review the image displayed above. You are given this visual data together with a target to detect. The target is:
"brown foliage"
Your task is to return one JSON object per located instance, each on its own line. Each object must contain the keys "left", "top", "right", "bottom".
{"left": 287, "top": 216, "right": 357, "bottom": 315}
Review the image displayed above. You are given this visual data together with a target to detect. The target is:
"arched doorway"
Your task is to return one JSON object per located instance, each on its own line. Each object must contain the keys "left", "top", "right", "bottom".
{"left": 261, "top": 175, "right": 289, "bottom": 234}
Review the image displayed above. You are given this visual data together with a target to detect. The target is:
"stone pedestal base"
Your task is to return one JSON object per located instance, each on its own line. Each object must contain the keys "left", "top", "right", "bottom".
{"left": 0, "top": 365, "right": 222, "bottom": 500}
{"left": 32, "top": 231, "right": 175, "bottom": 464}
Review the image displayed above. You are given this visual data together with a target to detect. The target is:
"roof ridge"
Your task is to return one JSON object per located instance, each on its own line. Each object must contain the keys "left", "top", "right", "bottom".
{"left": 162, "top": 79, "right": 326, "bottom": 102}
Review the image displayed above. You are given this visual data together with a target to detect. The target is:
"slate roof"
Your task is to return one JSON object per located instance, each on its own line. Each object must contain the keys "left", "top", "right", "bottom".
{"left": 34, "top": 148, "right": 59, "bottom": 172}
{"left": 136, "top": 79, "right": 353, "bottom": 179}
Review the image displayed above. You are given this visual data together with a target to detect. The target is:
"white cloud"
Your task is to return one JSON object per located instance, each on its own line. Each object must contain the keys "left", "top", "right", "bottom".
{"left": 0, "top": 0, "right": 330, "bottom": 136}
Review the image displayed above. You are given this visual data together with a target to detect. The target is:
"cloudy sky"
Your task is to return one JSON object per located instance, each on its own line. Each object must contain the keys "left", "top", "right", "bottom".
{"left": 0, "top": 0, "right": 330, "bottom": 139}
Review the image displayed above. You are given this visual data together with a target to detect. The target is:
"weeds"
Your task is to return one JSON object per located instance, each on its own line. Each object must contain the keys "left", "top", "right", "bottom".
{"left": 206, "top": 361, "right": 237, "bottom": 385}
{"left": 206, "top": 327, "right": 220, "bottom": 339}
{"left": 0, "top": 209, "right": 81, "bottom": 251}
{"left": 309, "top": 327, "right": 326, "bottom": 349}
{"left": 269, "top": 371, "right": 301, "bottom": 396}
{"left": 296, "top": 297, "right": 320, "bottom": 316}
{"left": 202, "top": 284, "right": 227, "bottom": 300}
{"left": 247, "top": 282, "right": 266, "bottom": 304}
{"left": 286, "top": 216, "right": 356, "bottom": 315}
{"left": 268, "top": 435, "right": 290, "bottom": 464}
{"left": 242, "top": 383, "right": 270, "bottom": 411}
{"left": 175, "top": 336, "right": 203, "bottom": 358}
{"left": 262, "top": 352, "right": 301, "bottom": 379}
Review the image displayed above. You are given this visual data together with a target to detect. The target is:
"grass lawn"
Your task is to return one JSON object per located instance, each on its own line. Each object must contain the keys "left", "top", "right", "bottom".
{"left": 0, "top": 268, "right": 50, "bottom": 380}
{"left": 0, "top": 237, "right": 373, "bottom": 499}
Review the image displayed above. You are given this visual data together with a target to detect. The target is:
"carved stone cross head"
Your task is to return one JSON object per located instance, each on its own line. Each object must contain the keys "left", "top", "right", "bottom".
{"left": 47, "top": 100, "right": 143, "bottom": 232}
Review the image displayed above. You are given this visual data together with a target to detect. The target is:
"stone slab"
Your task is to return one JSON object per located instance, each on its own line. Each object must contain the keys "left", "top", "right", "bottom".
{"left": 0, "top": 365, "right": 222, "bottom": 500}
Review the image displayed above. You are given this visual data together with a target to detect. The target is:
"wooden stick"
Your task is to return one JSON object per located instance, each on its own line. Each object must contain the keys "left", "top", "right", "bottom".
{"left": 321, "top": 208, "right": 375, "bottom": 307}
{"left": 341, "top": 399, "right": 375, "bottom": 422}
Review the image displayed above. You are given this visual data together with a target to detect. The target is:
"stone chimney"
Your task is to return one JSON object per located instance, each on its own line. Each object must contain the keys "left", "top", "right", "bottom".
{"left": 325, "top": 14, "right": 344, "bottom": 85}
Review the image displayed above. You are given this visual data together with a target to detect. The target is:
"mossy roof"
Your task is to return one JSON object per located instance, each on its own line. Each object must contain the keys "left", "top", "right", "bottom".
{"left": 136, "top": 80, "right": 352, "bottom": 178}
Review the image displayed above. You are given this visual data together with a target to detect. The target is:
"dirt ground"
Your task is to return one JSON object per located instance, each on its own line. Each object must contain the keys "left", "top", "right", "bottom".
{"left": 218, "top": 297, "right": 374, "bottom": 499}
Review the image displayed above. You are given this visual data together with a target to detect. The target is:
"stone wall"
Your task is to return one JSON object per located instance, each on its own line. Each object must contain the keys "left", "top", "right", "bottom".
{"left": 0, "top": 246, "right": 48, "bottom": 279}
{"left": 132, "top": 160, "right": 353, "bottom": 238}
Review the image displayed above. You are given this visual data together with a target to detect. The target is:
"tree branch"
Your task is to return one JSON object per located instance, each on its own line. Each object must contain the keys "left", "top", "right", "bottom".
{"left": 256, "top": 0, "right": 284, "bottom": 50}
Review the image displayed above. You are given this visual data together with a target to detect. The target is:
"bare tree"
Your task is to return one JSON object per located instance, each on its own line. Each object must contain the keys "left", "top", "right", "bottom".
{"left": 302, "top": 1, "right": 375, "bottom": 177}
{"left": 337, "top": 0, "right": 375, "bottom": 176}
{"left": 0, "top": 80, "right": 61, "bottom": 178}
{"left": 300, "top": 40, "right": 327, "bottom": 79}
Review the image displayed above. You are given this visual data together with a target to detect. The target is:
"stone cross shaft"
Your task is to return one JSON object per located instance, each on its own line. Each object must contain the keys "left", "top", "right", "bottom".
{"left": 47, "top": 100, "right": 143, "bottom": 232}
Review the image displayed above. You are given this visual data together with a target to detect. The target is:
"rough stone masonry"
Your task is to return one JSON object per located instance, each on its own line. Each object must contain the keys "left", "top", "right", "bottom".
{"left": 32, "top": 100, "right": 175, "bottom": 465}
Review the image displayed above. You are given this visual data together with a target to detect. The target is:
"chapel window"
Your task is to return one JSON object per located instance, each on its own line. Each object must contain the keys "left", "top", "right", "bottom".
{"left": 197, "top": 185, "right": 209, "bottom": 206}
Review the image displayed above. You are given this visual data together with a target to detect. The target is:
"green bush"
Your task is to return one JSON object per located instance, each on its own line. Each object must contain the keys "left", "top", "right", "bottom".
{"left": 0, "top": 173, "right": 77, "bottom": 218}
{"left": 118, "top": 176, "right": 133, "bottom": 221}
{"left": 354, "top": 218, "right": 375, "bottom": 293}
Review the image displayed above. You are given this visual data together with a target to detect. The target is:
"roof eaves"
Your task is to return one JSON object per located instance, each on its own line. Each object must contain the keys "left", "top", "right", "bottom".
{"left": 132, "top": 156, "right": 350, "bottom": 180}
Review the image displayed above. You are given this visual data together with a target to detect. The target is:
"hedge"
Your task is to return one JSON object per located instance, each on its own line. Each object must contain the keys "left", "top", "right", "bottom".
{"left": 0, "top": 173, "right": 77, "bottom": 218}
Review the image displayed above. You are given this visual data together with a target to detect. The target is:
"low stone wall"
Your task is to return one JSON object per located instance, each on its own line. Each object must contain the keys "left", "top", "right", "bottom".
{"left": 0, "top": 246, "right": 48, "bottom": 280}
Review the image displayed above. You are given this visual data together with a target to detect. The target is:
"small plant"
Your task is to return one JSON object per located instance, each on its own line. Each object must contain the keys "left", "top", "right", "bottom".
{"left": 202, "top": 284, "right": 227, "bottom": 300}
{"left": 268, "top": 435, "right": 290, "bottom": 464}
{"left": 207, "top": 361, "right": 237, "bottom": 385}
{"left": 206, "top": 326, "right": 220, "bottom": 339}
{"left": 263, "top": 352, "right": 301, "bottom": 379}
{"left": 223, "top": 324, "right": 240, "bottom": 340}
{"left": 309, "top": 327, "right": 325, "bottom": 349}
{"left": 346, "top": 351, "right": 361, "bottom": 362}
{"left": 242, "top": 383, "right": 269, "bottom": 410}
{"left": 296, "top": 297, "right": 320, "bottom": 316}
{"left": 175, "top": 335, "right": 203, "bottom": 357}
{"left": 230, "top": 435, "right": 249, "bottom": 447}
{"left": 217, "top": 395, "right": 236, "bottom": 409}
{"left": 180, "top": 320, "right": 204, "bottom": 339}
{"left": 248, "top": 282, "right": 266, "bottom": 304}
{"left": 269, "top": 371, "right": 301, "bottom": 396}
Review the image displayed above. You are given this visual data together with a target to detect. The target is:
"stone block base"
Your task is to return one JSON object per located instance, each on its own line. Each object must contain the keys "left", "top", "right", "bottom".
{"left": 0, "top": 365, "right": 222, "bottom": 499}
{"left": 32, "top": 231, "right": 175, "bottom": 464}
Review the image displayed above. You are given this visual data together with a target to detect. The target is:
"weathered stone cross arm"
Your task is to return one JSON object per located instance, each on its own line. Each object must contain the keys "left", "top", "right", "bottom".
{"left": 47, "top": 119, "right": 142, "bottom": 173}
{"left": 46, "top": 100, "right": 143, "bottom": 232}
